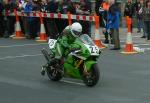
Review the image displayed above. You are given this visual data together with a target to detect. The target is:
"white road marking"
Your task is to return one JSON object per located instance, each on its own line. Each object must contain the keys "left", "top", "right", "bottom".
{"left": 134, "top": 43, "right": 150, "bottom": 46}
{"left": 143, "top": 48, "right": 150, "bottom": 51}
{"left": 0, "top": 43, "right": 47, "bottom": 48}
{"left": 0, "top": 54, "right": 42, "bottom": 60}
{"left": 132, "top": 35, "right": 141, "bottom": 38}
{"left": 133, "top": 47, "right": 150, "bottom": 52}
{"left": 61, "top": 80, "right": 84, "bottom": 86}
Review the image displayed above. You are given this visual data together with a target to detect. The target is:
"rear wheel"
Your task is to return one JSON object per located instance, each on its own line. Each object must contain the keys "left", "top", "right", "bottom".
{"left": 83, "top": 64, "right": 100, "bottom": 87}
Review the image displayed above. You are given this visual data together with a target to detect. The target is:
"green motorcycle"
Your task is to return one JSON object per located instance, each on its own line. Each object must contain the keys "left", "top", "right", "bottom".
{"left": 41, "top": 34, "right": 101, "bottom": 87}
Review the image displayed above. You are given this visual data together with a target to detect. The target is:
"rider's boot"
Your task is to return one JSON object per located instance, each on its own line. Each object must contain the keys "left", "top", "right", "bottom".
{"left": 41, "top": 66, "right": 46, "bottom": 76}
{"left": 41, "top": 63, "right": 49, "bottom": 76}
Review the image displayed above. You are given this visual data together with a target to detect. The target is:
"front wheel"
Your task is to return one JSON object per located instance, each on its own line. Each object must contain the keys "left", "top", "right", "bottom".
{"left": 46, "top": 59, "right": 63, "bottom": 81}
{"left": 83, "top": 64, "right": 100, "bottom": 87}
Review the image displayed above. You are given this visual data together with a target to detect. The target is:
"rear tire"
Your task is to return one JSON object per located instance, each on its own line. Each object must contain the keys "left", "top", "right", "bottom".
{"left": 83, "top": 64, "right": 100, "bottom": 87}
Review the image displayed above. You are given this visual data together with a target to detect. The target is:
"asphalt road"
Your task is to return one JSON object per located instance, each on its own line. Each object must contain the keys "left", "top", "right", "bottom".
{"left": 0, "top": 33, "right": 150, "bottom": 103}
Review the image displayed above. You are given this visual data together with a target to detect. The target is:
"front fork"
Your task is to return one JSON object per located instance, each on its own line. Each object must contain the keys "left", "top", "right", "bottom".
{"left": 75, "top": 60, "right": 90, "bottom": 76}
{"left": 41, "top": 58, "right": 64, "bottom": 76}
{"left": 81, "top": 60, "right": 97, "bottom": 77}
{"left": 41, "top": 48, "right": 53, "bottom": 76}
{"left": 41, "top": 58, "right": 56, "bottom": 76}
{"left": 82, "top": 64, "right": 90, "bottom": 76}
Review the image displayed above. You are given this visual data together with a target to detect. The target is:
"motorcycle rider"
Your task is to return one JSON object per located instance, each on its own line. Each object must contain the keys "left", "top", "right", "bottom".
{"left": 41, "top": 22, "right": 82, "bottom": 75}
{"left": 54, "top": 22, "right": 82, "bottom": 59}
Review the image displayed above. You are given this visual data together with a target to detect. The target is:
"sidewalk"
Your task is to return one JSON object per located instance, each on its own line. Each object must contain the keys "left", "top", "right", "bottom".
{"left": 92, "top": 27, "right": 150, "bottom": 45}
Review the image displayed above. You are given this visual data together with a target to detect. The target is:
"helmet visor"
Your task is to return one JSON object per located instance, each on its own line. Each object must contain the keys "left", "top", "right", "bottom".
{"left": 72, "top": 30, "right": 81, "bottom": 37}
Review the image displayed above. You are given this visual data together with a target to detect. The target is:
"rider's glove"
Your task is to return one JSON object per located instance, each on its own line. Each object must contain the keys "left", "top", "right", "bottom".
{"left": 70, "top": 48, "right": 81, "bottom": 52}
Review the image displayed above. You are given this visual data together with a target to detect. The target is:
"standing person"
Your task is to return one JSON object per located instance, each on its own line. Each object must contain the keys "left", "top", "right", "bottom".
{"left": 18, "top": 0, "right": 27, "bottom": 37}
{"left": 0, "top": 1, "right": 4, "bottom": 37}
{"left": 56, "top": 0, "right": 76, "bottom": 34}
{"left": 3, "top": 0, "right": 17, "bottom": 38}
{"left": 136, "top": 0, "right": 144, "bottom": 34}
{"left": 41, "top": 0, "right": 59, "bottom": 39}
{"left": 107, "top": 0, "right": 120, "bottom": 50}
{"left": 95, "top": 0, "right": 103, "bottom": 27}
{"left": 67, "top": 0, "right": 76, "bottom": 14}
{"left": 24, "top": 0, "right": 33, "bottom": 39}
{"left": 76, "top": 0, "right": 91, "bottom": 36}
{"left": 143, "top": 0, "right": 150, "bottom": 40}
{"left": 21, "top": 0, "right": 30, "bottom": 39}
{"left": 24, "top": 0, "right": 40, "bottom": 39}
{"left": 57, "top": 0, "right": 68, "bottom": 34}
{"left": 66, "top": 0, "right": 77, "bottom": 23}
{"left": 95, "top": 0, "right": 103, "bottom": 16}
{"left": 30, "top": 0, "right": 41, "bottom": 39}
{"left": 99, "top": 0, "right": 113, "bottom": 44}
{"left": 124, "top": 0, "right": 134, "bottom": 33}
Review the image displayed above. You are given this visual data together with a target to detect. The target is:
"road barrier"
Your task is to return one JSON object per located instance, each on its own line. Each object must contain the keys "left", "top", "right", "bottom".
{"left": 3, "top": 10, "right": 104, "bottom": 47}
{"left": 3, "top": 10, "right": 95, "bottom": 21}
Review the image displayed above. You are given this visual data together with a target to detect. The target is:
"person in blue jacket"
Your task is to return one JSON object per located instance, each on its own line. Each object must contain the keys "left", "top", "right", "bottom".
{"left": 107, "top": 0, "right": 120, "bottom": 50}
{"left": 24, "top": 0, "right": 33, "bottom": 39}
{"left": 24, "top": 0, "right": 40, "bottom": 39}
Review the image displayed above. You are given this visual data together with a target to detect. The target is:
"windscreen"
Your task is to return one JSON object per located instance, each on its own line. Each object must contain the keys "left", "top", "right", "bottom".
{"left": 80, "top": 34, "right": 95, "bottom": 46}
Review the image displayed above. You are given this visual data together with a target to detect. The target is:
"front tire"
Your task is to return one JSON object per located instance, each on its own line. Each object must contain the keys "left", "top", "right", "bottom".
{"left": 83, "top": 64, "right": 100, "bottom": 87}
{"left": 46, "top": 59, "right": 63, "bottom": 81}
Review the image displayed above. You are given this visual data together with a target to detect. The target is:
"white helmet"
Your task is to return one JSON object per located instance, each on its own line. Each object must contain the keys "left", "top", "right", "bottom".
{"left": 70, "top": 22, "right": 82, "bottom": 37}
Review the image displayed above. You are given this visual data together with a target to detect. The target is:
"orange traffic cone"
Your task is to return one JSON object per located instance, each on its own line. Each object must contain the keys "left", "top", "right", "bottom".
{"left": 93, "top": 15, "right": 105, "bottom": 49}
{"left": 36, "top": 12, "right": 47, "bottom": 42}
{"left": 13, "top": 9, "right": 25, "bottom": 39}
{"left": 67, "top": 12, "right": 72, "bottom": 26}
{"left": 121, "top": 16, "right": 137, "bottom": 54}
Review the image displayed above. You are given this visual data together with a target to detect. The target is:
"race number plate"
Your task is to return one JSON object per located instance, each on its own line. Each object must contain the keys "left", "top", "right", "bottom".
{"left": 84, "top": 44, "right": 100, "bottom": 55}
{"left": 48, "top": 39, "right": 57, "bottom": 49}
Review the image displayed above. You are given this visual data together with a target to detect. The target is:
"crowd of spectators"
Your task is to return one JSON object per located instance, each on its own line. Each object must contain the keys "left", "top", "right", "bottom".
{"left": 124, "top": 0, "right": 150, "bottom": 40}
{"left": 0, "top": 0, "right": 92, "bottom": 39}
{"left": 0, "top": 0, "right": 150, "bottom": 42}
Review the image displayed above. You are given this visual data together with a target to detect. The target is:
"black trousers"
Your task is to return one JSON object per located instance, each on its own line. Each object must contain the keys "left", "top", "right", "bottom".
{"left": 55, "top": 18, "right": 68, "bottom": 34}
{"left": 0, "top": 15, "right": 4, "bottom": 36}
{"left": 3, "top": 16, "right": 15, "bottom": 36}
{"left": 144, "top": 21, "right": 150, "bottom": 40}
{"left": 28, "top": 18, "right": 40, "bottom": 38}
{"left": 80, "top": 20, "right": 91, "bottom": 36}
{"left": 44, "top": 18, "right": 59, "bottom": 39}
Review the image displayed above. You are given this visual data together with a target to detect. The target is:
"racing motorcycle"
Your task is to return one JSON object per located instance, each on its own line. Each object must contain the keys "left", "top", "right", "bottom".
{"left": 41, "top": 34, "right": 101, "bottom": 87}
